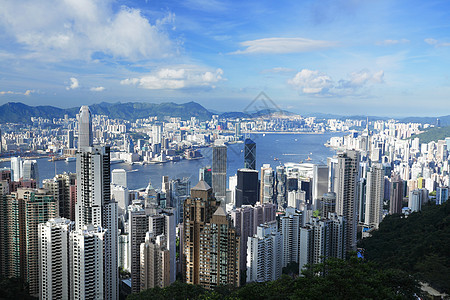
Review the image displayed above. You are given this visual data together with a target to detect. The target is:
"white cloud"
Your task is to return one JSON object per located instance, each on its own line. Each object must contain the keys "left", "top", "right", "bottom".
{"left": 0, "top": 0, "right": 175, "bottom": 61}
{"left": 0, "top": 89, "right": 35, "bottom": 96}
{"left": 288, "top": 69, "right": 384, "bottom": 96}
{"left": 376, "top": 39, "right": 409, "bottom": 45}
{"left": 66, "top": 77, "right": 79, "bottom": 90}
{"left": 288, "top": 69, "right": 333, "bottom": 94}
{"left": 231, "top": 37, "right": 337, "bottom": 54}
{"left": 90, "top": 86, "right": 105, "bottom": 92}
{"left": 261, "top": 67, "right": 296, "bottom": 74}
{"left": 121, "top": 67, "right": 224, "bottom": 90}
{"left": 425, "top": 38, "right": 450, "bottom": 47}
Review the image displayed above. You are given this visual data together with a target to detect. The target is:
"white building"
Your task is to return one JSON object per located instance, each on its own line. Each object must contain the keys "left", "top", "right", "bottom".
{"left": 364, "top": 163, "right": 385, "bottom": 229}
{"left": 112, "top": 169, "right": 127, "bottom": 188}
{"left": 280, "top": 208, "right": 302, "bottom": 267}
{"left": 39, "top": 218, "right": 74, "bottom": 300}
{"left": 246, "top": 221, "right": 282, "bottom": 283}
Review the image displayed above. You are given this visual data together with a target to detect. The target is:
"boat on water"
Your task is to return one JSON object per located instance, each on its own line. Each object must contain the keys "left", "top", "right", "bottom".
{"left": 306, "top": 156, "right": 312, "bottom": 161}
{"left": 65, "top": 157, "right": 76, "bottom": 162}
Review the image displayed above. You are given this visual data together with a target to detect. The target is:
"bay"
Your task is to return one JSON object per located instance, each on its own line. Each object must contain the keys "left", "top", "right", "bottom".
{"left": 0, "top": 133, "right": 341, "bottom": 190}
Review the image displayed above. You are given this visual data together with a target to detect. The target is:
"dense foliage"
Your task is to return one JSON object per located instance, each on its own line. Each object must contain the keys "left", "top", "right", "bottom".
{"left": 408, "top": 125, "right": 450, "bottom": 143}
{"left": 127, "top": 256, "right": 420, "bottom": 300}
{"left": 0, "top": 277, "right": 37, "bottom": 299}
{"left": 359, "top": 201, "right": 450, "bottom": 294}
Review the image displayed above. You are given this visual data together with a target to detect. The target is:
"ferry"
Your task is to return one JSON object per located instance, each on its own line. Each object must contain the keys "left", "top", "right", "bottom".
{"left": 65, "top": 157, "right": 76, "bottom": 162}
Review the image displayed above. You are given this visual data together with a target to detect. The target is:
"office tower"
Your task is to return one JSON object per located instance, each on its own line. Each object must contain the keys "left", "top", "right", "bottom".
{"left": 212, "top": 145, "right": 227, "bottom": 200}
{"left": 77, "top": 106, "right": 93, "bottom": 150}
{"left": 409, "top": 189, "right": 428, "bottom": 212}
{"left": 70, "top": 225, "right": 106, "bottom": 300}
{"left": 299, "top": 213, "right": 345, "bottom": 272}
{"left": 148, "top": 210, "right": 176, "bottom": 284}
{"left": 183, "top": 180, "right": 220, "bottom": 285}
{"left": 260, "top": 164, "right": 274, "bottom": 204}
{"left": 321, "top": 192, "right": 336, "bottom": 218}
{"left": 436, "top": 186, "right": 449, "bottom": 205}
{"left": 75, "top": 105, "right": 118, "bottom": 299}
{"left": 43, "top": 173, "right": 77, "bottom": 220}
{"left": 280, "top": 209, "right": 302, "bottom": 267}
{"left": 161, "top": 176, "right": 171, "bottom": 206}
{"left": 244, "top": 138, "right": 256, "bottom": 170}
{"left": 11, "top": 156, "right": 22, "bottom": 181}
{"left": 39, "top": 218, "right": 74, "bottom": 300}
{"left": 118, "top": 234, "right": 129, "bottom": 272}
{"left": 199, "top": 166, "right": 212, "bottom": 187}
{"left": 275, "top": 166, "right": 287, "bottom": 209}
{"left": 246, "top": 221, "right": 282, "bottom": 283}
{"left": 288, "top": 190, "right": 306, "bottom": 210}
{"left": 236, "top": 168, "right": 259, "bottom": 207}
{"left": 13, "top": 188, "right": 57, "bottom": 296}
{"left": 128, "top": 204, "right": 149, "bottom": 293}
{"left": 152, "top": 124, "right": 162, "bottom": 144}
{"left": 112, "top": 169, "right": 127, "bottom": 188}
{"left": 327, "top": 157, "right": 339, "bottom": 193}
{"left": 198, "top": 206, "right": 240, "bottom": 289}
{"left": 228, "top": 174, "right": 237, "bottom": 206}
{"left": 112, "top": 185, "right": 129, "bottom": 214}
{"left": 22, "top": 160, "right": 39, "bottom": 185}
{"left": 67, "top": 129, "right": 74, "bottom": 148}
{"left": 287, "top": 177, "right": 299, "bottom": 192}
{"left": 364, "top": 163, "right": 385, "bottom": 229}
{"left": 335, "top": 150, "right": 360, "bottom": 253}
{"left": 140, "top": 233, "right": 170, "bottom": 290}
{"left": 312, "top": 165, "right": 328, "bottom": 210}
{"left": 389, "top": 175, "right": 404, "bottom": 212}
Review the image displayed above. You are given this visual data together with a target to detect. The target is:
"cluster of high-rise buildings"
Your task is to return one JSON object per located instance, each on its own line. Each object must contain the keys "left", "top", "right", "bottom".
{"left": 0, "top": 106, "right": 449, "bottom": 298}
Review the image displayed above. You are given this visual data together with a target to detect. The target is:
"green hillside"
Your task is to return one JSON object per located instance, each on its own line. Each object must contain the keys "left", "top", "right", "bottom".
{"left": 359, "top": 201, "right": 450, "bottom": 294}
{"left": 408, "top": 126, "right": 450, "bottom": 143}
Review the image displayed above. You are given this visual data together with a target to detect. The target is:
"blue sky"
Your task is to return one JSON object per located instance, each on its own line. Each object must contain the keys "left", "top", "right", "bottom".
{"left": 0, "top": 0, "right": 449, "bottom": 117}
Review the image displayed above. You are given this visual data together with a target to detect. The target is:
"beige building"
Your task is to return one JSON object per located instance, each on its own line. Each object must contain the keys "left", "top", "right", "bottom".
{"left": 140, "top": 233, "right": 170, "bottom": 290}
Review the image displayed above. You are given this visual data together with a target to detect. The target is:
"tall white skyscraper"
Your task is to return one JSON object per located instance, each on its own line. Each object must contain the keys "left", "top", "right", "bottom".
{"left": 75, "top": 105, "right": 118, "bottom": 299}
{"left": 77, "top": 106, "right": 93, "bottom": 150}
{"left": 152, "top": 124, "right": 162, "bottom": 145}
{"left": 39, "top": 218, "right": 74, "bottom": 300}
{"left": 335, "top": 150, "right": 360, "bottom": 253}
{"left": 364, "top": 163, "right": 385, "bottom": 228}
{"left": 212, "top": 145, "right": 227, "bottom": 200}
{"left": 246, "top": 221, "right": 282, "bottom": 283}
{"left": 280, "top": 208, "right": 302, "bottom": 267}
{"left": 70, "top": 225, "right": 106, "bottom": 300}
{"left": 10, "top": 156, "right": 22, "bottom": 181}
{"left": 260, "top": 164, "right": 274, "bottom": 204}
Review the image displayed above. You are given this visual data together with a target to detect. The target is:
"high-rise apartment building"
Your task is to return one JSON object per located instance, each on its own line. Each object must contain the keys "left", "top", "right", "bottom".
{"left": 436, "top": 186, "right": 449, "bottom": 205}
{"left": 43, "top": 173, "right": 77, "bottom": 220}
{"left": 244, "top": 138, "right": 256, "bottom": 170}
{"left": 275, "top": 166, "right": 287, "bottom": 209}
{"left": 75, "top": 105, "right": 118, "bottom": 299}
{"left": 246, "top": 221, "right": 282, "bottom": 283}
{"left": 280, "top": 208, "right": 302, "bottom": 267}
{"left": 39, "top": 218, "right": 74, "bottom": 300}
{"left": 389, "top": 174, "right": 403, "bottom": 214}
{"left": 212, "top": 145, "right": 227, "bottom": 200}
{"left": 335, "top": 150, "right": 360, "bottom": 253}
{"left": 140, "top": 233, "right": 170, "bottom": 290}
{"left": 364, "top": 163, "right": 385, "bottom": 228}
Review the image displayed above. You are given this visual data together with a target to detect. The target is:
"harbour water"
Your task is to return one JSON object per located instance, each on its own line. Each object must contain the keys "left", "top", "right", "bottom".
{"left": 0, "top": 132, "right": 342, "bottom": 190}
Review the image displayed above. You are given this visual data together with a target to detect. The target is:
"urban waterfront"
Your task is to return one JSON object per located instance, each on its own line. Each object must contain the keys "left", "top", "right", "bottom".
{"left": 0, "top": 132, "right": 341, "bottom": 190}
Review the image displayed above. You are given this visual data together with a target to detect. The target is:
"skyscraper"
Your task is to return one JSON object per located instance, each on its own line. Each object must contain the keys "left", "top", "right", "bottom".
{"left": 436, "top": 186, "right": 449, "bottom": 205}
{"left": 281, "top": 208, "right": 302, "bottom": 267}
{"left": 212, "top": 145, "right": 227, "bottom": 200}
{"left": 39, "top": 218, "right": 74, "bottom": 300}
{"left": 11, "top": 156, "right": 22, "bottom": 182}
{"left": 236, "top": 168, "right": 259, "bottom": 207}
{"left": 199, "top": 166, "right": 212, "bottom": 187}
{"left": 260, "top": 164, "right": 274, "bottom": 204}
{"left": 335, "top": 150, "right": 360, "bottom": 253}
{"left": 275, "top": 166, "right": 287, "bottom": 209}
{"left": 112, "top": 169, "right": 127, "bottom": 188}
{"left": 246, "top": 221, "right": 282, "bottom": 283}
{"left": 244, "top": 138, "right": 256, "bottom": 170}
{"left": 75, "top": 106, "right": 118, "bottom": 299}
{"left": 140, "top": 233, "right": 171, "bottom": 290}
{"left": 67, "top": 129, "right": 74, "bottom": 149}
{"left": 364, "top": 163, "right": 385, "bottom": 228}
{"left": 77, "top": 106, "right": 93, "bottom": 150}
{"left": 183, "top": 181, "right": 220, "bottom": 285}
{"left": 43, "top": 173, "right": 77, "bottom": 220}
{"left": 389, "top": 174, "right": 403, "bottom": 214}
{"left": 22, "top": 160, "right": 39, "bottom": 185}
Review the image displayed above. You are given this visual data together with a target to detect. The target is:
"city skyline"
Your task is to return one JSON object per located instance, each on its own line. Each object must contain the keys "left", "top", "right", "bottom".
{"left": 0, "top": 0, "right": 449, "bottom": 117}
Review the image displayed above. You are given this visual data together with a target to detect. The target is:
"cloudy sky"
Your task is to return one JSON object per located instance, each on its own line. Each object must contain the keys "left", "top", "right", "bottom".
{"left": 0, "top": 0, "right": 449, "bottom": 116}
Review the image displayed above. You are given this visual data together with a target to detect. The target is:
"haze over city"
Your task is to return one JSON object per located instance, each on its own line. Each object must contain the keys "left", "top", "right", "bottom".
{"left": 1, "top": 0, "right": 450, "bottom": 116}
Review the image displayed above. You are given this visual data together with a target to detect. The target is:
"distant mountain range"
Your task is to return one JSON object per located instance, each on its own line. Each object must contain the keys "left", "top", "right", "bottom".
{"left": 0, "top": 101, "right": 449, "bottom": 125}
{"left": 0, "top": 101, "right": 213, "bottom": 123}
